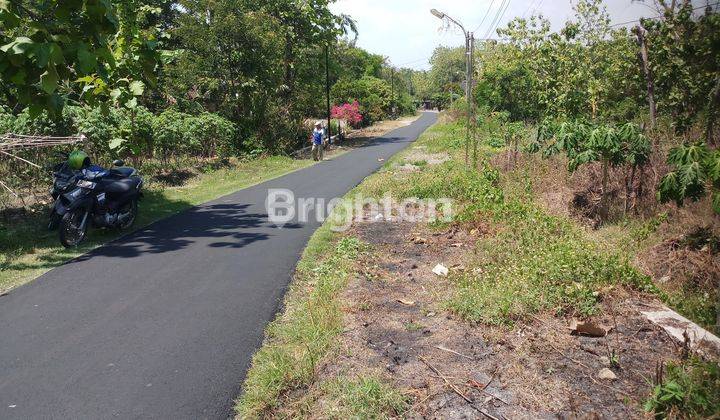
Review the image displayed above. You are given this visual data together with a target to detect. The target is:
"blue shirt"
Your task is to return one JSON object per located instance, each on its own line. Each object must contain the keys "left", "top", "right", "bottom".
{"left": 312, "top": 129, "right": 323, "bottom": 145}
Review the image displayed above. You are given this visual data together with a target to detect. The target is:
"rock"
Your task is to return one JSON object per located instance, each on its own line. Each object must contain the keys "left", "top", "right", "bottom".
{"left": 598, "top": 368, "right": 617, "bottom": 380}
{"left": 432, "top": 264, "right": 449, "bottom": 277}
{"left": 599, "top": 356, "right": 610, "bottom": 366}
{"left": 568, "top": 319, "right": 608, "bottom": 337}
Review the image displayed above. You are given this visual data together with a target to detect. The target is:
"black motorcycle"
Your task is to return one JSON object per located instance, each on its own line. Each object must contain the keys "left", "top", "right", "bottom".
{"left": 48, "top": 153, "right": 80, "bottom": 230}
{"left": 56, "top": 159, "right": 143, "bottom": 247}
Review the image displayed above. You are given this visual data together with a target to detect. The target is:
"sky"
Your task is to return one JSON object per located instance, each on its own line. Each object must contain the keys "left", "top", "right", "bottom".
{"left": 329, "top": 0, "right": 715, "bottom": 70}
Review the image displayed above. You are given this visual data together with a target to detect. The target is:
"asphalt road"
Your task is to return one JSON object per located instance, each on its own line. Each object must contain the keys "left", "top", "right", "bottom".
{"left": 0, "top": 111, "right": 438, "bottom": 419}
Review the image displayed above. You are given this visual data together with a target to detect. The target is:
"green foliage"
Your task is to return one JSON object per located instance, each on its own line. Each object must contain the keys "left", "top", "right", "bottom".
{"left": 0, "top": 0, "right": 164, "bottom": 114}
{"left": 643, "top": 3, "right": 720, "bottom": 135}
{"left": 72, "top": 106, "right": 122, "bottom": 155}
{"left": 113, "top": 106, "right": 155, "bottom": 158}
{"left": 529, "top": 119, "right": 650, "bottom": 219}
{"left": 530, "top": 120, "right": 649, "bottom": 172}
{"left": 331, "top": 76, "right": 394, "bottom": 124}
{"left": 644, "top": 358, "right": 720, "bottom": 419}
{"left": 152, "top": 109, "right": 190, "bottom": 159}
{"left": 184, "top": 113, "right": 237, "bottom": 157}
{"left": 658, "top": 143, "right": 720, "bottom": 214}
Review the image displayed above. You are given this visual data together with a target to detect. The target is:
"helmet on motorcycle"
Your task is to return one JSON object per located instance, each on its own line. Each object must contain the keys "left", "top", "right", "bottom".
{"left": 68, "top": 150, "right": 91, "bottom": 170}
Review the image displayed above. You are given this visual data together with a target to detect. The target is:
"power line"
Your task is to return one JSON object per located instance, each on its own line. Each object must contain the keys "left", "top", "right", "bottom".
{"left": 609, "top": 2, "right": 719, "bottom": 28}
{"left": 522, "top": 0, "right": 537, "bottom": 19}
{"left": 481, "top": 0, "right": 507, "bottom": 39}
{"left": 483, "top": 0, "right": 512, "bottom": 39}
{"left": 472, "top": 0, "right": 497, "bottom": 33}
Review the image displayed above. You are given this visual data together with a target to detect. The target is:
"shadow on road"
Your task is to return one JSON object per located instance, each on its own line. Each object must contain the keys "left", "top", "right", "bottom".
{"left": 78, "top": 202, "right": 302, "bottom": 260}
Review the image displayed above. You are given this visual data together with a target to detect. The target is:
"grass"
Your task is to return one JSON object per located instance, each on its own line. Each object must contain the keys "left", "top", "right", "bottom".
{"left": 234, "top": 216, "right": 370, "bottom": 418}
{"left": 0, "top": 155, "right": 313, "bottom": 292}
{"left": 355, "top": 120, "right": 654, "bottom": 325}
{"left": 313, "top": 375, "right": 408, "bottom": 419}
{"left": 236, "top": 117, "right": 718, "bottom": 417}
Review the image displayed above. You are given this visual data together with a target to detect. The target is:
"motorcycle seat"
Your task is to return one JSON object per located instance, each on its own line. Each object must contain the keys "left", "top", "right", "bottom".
{"left": 109, "top": 167, "right": 137, "bottom": 178}
{"left": 101, "top": 177, "right": 141, "bottom": 194}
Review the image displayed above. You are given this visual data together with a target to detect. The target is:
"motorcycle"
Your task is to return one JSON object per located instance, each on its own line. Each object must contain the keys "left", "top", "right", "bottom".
{"left": 47, "top": 152, "right": 80, "bottom": 230}
{"left": 56, "top": 159, "right": 143, "bottom": 247}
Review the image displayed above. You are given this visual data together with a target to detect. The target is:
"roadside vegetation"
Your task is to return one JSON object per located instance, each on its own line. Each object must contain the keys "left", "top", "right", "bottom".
{"left": 240, "top": 115, "right": 718, "bottom": 418}
{"left": 235, "top": 210, "right": 411, "bottom": 418}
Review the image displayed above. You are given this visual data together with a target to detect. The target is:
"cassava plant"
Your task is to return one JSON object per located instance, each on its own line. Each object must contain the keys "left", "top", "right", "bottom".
{"left": 528, "top": 120, "right": 650, "bottom": 221}
{"left": 658, "top": 142, "right": 720, "bottom": 215}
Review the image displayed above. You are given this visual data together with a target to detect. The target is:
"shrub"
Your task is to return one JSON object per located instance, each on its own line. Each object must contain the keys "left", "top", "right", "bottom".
{"left": 184, "top": 113, "right": 237, "bottom": 157}
{"left": 72, "top": 106, "right": 122, "bottom": 156}
{"left": 0, "top": 108, "right": 14, "bottom": 134}
{"left": 152, "top": 109, "right": 190, "bottom": 159}
{"left": 112, "top": 106, "right": 156, "bottom": 161}
{"left": 11, "top": 107, "right": 75, "bottom": 136}
{"left": 644, "top": 358, "right": 720, "bottom": 418}
{"left": 331, "top": 101, "right": 362, "bottom": 128}
{"left": 331, "top": 76, "right": 392, "bottom": 125}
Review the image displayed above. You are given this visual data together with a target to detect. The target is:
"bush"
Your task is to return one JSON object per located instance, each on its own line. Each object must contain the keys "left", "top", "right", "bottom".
{"left": 184, "top": 113, "right": 237, "bottom": 157}
{"left": 11, "top": 107, "right": 76, "bottom": 136}
{"left": 644, "top": 358, "right": 720, "bottom": 418}
{"left": 113, "top": 106, "right": 156, "bottom": 160}
{"left": 331, "top": 76, "right": 392, "bottom": 125}
{"left": 152, "top": 109, "right": 191, "bottom": 159}
{"left": 331, "top": 101, "right": 362, "bottom": 128}
{"left": 0, "top": 108, "right": 14, "bottom": 134}
{"left": 72, "top": 106, "right": 123, "bottom": 156}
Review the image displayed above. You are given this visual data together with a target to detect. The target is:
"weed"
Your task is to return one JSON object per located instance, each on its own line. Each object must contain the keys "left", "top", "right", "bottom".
{"left": 630, "top": 212, "right": 669, "bottom": 242}
{"left": 644, "top": 358, "right": 720, "bottom": 419}
{"left": 404, "top": 321, "right": 423, "bottom": 332}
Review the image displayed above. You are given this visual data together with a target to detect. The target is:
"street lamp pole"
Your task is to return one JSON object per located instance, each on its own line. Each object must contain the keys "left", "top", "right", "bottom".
{"left": 430, "top": 9, "right": 475, "bottom": 166}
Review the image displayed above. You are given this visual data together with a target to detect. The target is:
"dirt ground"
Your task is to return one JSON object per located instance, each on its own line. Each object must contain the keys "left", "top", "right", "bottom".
{"left": 308, "top": 213, "right": 685, "bottom": 419}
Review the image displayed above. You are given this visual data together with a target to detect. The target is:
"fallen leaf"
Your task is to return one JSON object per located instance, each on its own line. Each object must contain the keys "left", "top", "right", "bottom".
{"left": 411, "top": 237, "right": 427, "bottom": 244}
{"left": 397, "top": 299, "right": 415, "bottom": 306}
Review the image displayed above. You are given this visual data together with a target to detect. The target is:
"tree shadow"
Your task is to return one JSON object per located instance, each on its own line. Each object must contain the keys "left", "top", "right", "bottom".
{"left": 1, "top": 189, "right": 300, "bottom": 277}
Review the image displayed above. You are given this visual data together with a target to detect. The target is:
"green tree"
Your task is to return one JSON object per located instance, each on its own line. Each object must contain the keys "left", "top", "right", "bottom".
{"left": 0, "top": 0, "right": 163, "bottom": 114}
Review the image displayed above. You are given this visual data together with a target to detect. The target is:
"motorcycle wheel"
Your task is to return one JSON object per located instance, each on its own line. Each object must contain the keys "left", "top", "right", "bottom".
{"left": 47, "top": 210, "right": 61, "bottom": 230}
{"left": 59, "top": 209, "right": 89, "bottom": 248}
{"left": 118, "top": 199, "right": 138, "bottom": 230}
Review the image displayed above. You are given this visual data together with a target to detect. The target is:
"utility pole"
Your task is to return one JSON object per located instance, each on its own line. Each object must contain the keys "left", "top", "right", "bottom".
{"left": 431, "top": 9, "right": 474, "bottom": 167}
{"left": 469, "top": 32, "right": 477, "bottom": 167}
{"left": 391, "top": 67, "right": 395, "bottom": 119}
{"left": 325, "top": 44, "right": 331, "bottom": 139}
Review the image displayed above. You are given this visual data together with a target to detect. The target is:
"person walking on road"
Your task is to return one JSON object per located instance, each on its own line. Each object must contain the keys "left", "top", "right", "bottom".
{"left": 311, "top": 121, "right": 324, "bottom": 161}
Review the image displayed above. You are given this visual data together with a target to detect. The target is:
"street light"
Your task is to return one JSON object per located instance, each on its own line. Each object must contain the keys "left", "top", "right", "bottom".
{"left": 430, "top": 8, "right": 475, "bottom": 166}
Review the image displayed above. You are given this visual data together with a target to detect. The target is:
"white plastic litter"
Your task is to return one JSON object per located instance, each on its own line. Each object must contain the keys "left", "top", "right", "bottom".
{"left": 432, "top": 263, "right": 449, "bottom": 277}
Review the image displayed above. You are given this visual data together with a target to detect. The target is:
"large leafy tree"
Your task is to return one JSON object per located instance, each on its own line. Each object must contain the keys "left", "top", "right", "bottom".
{"left": 0, "top": 0, "right": 164, "bottom": 115}
{"left": 643, "top": 1, "right": 720, "bottom": 140}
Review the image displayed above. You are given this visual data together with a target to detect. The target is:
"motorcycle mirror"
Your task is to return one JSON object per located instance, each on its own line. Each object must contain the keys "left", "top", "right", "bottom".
{"left": 112, "top": 159, "right": 125, "bottom": 167}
